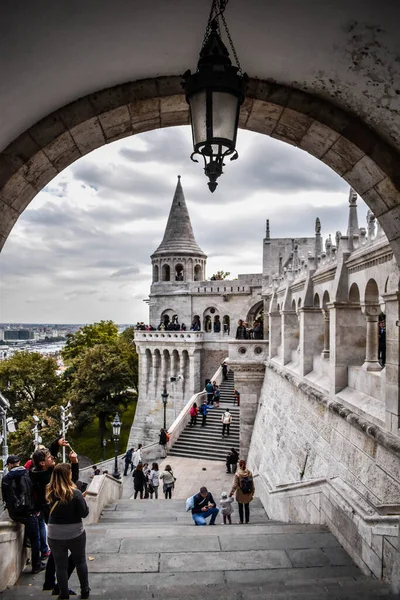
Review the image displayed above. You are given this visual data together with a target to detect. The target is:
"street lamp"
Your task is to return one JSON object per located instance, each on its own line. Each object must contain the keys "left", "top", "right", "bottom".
{"left": 182, "top": 0, "right": 248, "bottom": 192}
{"left": 60, "top": 402, "right": 73, "bottom": 462}
{"left": 161, "top": 387, "right": 169, "bottom": 430}
{"left": 111, "top": 413, "right": 122, "bottom": 479}
{"left": 0, "top": 392, "right": 16, "bottom": 475}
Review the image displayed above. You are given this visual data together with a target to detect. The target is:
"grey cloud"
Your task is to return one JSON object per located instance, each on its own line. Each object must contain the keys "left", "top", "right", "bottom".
{"left": 110, "top": 266, "right": 140, "bottom": 279}
{"left": 119, "top": 128, "right": 191, "bottom": 165}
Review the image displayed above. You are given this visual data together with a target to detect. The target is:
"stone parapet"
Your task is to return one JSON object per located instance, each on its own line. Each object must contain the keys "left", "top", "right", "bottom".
{"left": 228, "top": 340, "right": 269, "bottom": 363}
{"left": 134, "top": 331, "right": 204, "bottom": 343}
{"left": 0, "top": 520, "right": 26, "bottom": 592}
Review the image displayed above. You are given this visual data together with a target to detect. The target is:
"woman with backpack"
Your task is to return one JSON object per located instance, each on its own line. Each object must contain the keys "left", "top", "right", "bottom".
{"left": 159, "top": 464, "right": 176, "bottom": 499}
{"left": 46, "top": 463, "right": 90, "bottom": 600}
{"left": 132, "top": 463, "right": 146, "bottom": 499}
{"left": 229, "top": 459, "right": 255, "bottom": 524}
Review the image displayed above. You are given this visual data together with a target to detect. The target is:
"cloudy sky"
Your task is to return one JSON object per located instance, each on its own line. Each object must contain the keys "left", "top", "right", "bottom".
{"left": 0, "top": 125, "right": 368, "bottom": 324}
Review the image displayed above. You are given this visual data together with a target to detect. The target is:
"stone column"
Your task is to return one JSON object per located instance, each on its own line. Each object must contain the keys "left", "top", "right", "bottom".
{"left": 189, "top": 349, "right": 202, "bottom": 396}
{"left": 268, "top": 311, "right": 281, "bottom": 360}
{"left": 152, "top": 350, "right": 161, "bottom": 397}
{"left": 383, "top": 292, "right": 400, "bottom": 434}
{"left": 361, "top": 305, "right": 382, "bottom": 372}
{"left": 328, "top": 303, "right": 366, "bottom": 394}
{"left": 299, "top": 308, "right": 324, "bottom": 376}
{"left": 321, "top": 309, "right": 330, "bottom": 359}
{"left": 229, "top": 361, "right": 265, "bottom": 460}
{"left": 281, "top": 310, "right": 299, "bottom": 365}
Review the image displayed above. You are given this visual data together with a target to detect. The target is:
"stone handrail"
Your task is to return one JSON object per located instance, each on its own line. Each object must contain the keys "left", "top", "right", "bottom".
{"left": 134, "top": 331, "right": 204, "bottom": 342}
{"left": 84, "top": 473, "right": 123, "bottom": 524}
{"left": 166, "top": 362, "right": 225, "bottom": 450}
{"left": 0, "top": 520, "right": 26, "bottom": 591}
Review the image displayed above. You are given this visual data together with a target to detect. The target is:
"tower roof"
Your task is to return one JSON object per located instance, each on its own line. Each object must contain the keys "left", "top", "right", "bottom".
{"left": 151, "top": 176, "right": 207, "bottom": 258}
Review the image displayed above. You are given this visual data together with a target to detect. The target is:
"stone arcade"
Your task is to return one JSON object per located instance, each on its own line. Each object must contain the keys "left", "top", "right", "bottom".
{"left": 131, "top": 178, "right": 400, "bottom": 586}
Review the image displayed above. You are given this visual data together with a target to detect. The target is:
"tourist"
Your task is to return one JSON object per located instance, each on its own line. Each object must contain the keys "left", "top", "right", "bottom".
{"left": 206, "top": 380, "right": 214, "bottom": 405}
{"left": 199, "top": 401, "right": 208, "bottom": 427}
{"left": 233, "top": 388, "right": 240, "bottom": 406}
{"left": 221, "top": 408, "right": 232, "bottom": 436}
{"left": 252, "top": 320, "right": 263, "bottom": 340}
{"left": 235, "top": 319, "right": 248, "bottom": 340}
{"left": 214, "top": 385, "right": 221, "bottom": 407}
{"left": 379, "top": 318, "right": 386, "bottom": 367}
{"left": 159, "top": 464, "right": 176, "bottom": 499}
{"left": 220, "top": 491, "right": 234, "bottom": 525}
{"left": 229, "top": 459, "right": 255, "bottom": 524}
{"left": 91, "top": 465, "right": 101, "bottom": 477}
{"left": 226, "top": 448, "right": 239, "bottom": 474}
{"left": 30, "top": 438, "right": 79, "bottom": 594}
{"left": 123, "top": 447, "right": 134, "bottom": 476}
{"left": 132, "top": 444, "right": 142, "bottom": 469}
{"left": 46, "top": 463, "right": 90, "bottom": 600}
{"left": 1, "top": 455, "right": 44, "bottom": 574}
{"left": 159, "top": 428, "right": 168, "bottom": 457}
{"left": 222, "top": 362, "right": 228, "bottom": 380}
{"left": 143, "top": 463, "right": 151, "bottom": 498}
{"left": 133, "top": 463, "right": 146, "bottom": 499}
{"left": 189, "top": 402, "right": 198, "bottom": 427}
{"left": 191, "top": 486, "right": 219, "bottom": 526}
{"left": 148, "top": 462, "right": 160, "bottom": 499}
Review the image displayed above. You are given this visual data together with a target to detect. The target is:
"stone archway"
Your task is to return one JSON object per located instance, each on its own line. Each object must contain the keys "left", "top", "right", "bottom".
{"left": 1, "top": 75, "right": 400, "bottom": 261}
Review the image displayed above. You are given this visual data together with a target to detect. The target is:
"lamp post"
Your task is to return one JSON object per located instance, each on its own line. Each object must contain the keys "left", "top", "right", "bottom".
{"left": 103, "top": 438, "right": 107, "bottom": 462}
{"left": 182, "top": 0, "right": 248, "bottom": 192}
{"left": 111, "top": 413, "right": 122, "bottom": 479}
{"left": 60, "top": 402, "right": 73, "bottom": 462}
{"left": 161, "top": 387, "right": 169, "bottom": 430}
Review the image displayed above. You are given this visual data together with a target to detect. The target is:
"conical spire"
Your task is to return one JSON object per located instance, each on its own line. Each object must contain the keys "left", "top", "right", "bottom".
{"left": 152, "top": 176, "right": 206, "bottom": 258}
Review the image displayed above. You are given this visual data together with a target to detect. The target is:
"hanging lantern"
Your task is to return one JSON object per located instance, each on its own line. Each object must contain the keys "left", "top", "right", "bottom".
{"left": 182, "top": 0, "right": 248, "bottom": 192}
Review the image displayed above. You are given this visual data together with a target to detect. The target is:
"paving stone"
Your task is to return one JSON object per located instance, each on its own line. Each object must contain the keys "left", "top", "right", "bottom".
{"left": 87, "top": 552, "right": 159, "bottom": 573}
{"left": 219, "top": 532, "right": 340, "bottom": 552}
{"left": 286, "top": 548, "right": 331, "bottom": 568}
{"left": 120, "top": 535, "right": 220, "bottom": 553}
{"left": 322, "top": 545, "right": 356, "bottom": 566}
{"left": 225, "top": 565, "right": 364, "bottom": 585}
{"left": 160, "top": 549, "right": 292, "bottom": 572}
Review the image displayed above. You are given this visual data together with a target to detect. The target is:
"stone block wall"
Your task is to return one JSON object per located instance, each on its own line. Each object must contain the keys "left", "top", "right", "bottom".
{"left": 248, "top": 363, "right": 400, "bottom": 589}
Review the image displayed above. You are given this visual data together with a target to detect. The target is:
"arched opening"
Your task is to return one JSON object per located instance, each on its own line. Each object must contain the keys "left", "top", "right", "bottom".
{"left": 153, "top": 349, "right": 161, "bottom": 394}
{"left": 349, "top": 283, "right": 361, "bottom": 304}
{"left": 171, "top": 349, "right": 180, "bottom": 379}
{"left": 204, "top": 315, "right": 212, "bottom": 333}
{"left": 313, "top": 293, "right": 320, "bottom": 309}
{"left": 191, "top": 315, "right": 201, "bottom": 331}
{"left": 194, "top": 264, "right": 202, "bottom": 281}
{"left": 175, "top": 263, "right": 184, "bottom": 281}
{"left": 362, "top": 278, "right": 382, "bottom": 372}
{"left": 162, "top": 348, "right": 171, "bottom": 386}
{"left": 162, "top": 264, "right": 170, "bottom": 282}
{"left": 153, "top": 264, "right": 159, "bottom": 283}
{"left": 223, "top": 315, "right": 230, "bottom": 335}
{"left": 213, "top": 315, "right": 221, "bottom": 333}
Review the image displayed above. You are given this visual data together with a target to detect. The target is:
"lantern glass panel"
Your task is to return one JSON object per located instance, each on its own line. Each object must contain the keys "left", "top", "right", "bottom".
{"left": 212, "top": 92, "right": 238, "bottom": 144}
{"left": 190, "top": 90, "right": 207, "bottom": 147}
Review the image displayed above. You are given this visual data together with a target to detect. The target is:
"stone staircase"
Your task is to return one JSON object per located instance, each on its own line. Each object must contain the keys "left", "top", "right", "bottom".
{"left": 169, "top": 404, "right": 240, "bottom": 461}
{"left": 4, "top": 494, "right": 397, "bottom": 599}
{"left": 169, "top": 370, "right": 240, "bottom": 461}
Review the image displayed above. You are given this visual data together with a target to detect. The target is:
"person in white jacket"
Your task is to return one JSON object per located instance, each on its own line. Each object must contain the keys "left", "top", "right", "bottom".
{"left": 148, "top": 463, "right": 160, "bottom": 499}
{"left": 131, "top": 444, "right": 142, "bottom": 470}
{"left": 221, "top": 409, "right": 232, "bottom": 436}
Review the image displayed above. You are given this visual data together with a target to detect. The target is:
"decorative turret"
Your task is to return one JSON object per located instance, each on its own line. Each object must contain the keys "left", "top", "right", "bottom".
{"left": 347, "top": 188, "right": 360, "bottom": 250}
{"left": 315, "top": 217, "right": 322, "bottom": 258}
{"left": 151, "top": 176, "right": 207, "bottom": 283}
{"left": 266, "top": 219, "right": 270, "bottom": 241}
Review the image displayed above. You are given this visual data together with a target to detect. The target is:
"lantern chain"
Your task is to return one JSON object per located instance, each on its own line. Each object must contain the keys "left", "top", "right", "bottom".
{"left": 200, "top": 0, "right": 242, "bottom": 75}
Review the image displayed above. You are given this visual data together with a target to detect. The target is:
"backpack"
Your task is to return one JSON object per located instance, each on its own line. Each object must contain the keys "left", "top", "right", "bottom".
{"left": 199, "top": 404, "right": 206, "bottom": 415}
{"left": 239, "top": 475, "right": 253, "bottom": 495}
{"left": 5, "top": 472, "right": 35, "bottom": 519}
{"left": 185, "top": 495, "right": 195, "bottom": 512}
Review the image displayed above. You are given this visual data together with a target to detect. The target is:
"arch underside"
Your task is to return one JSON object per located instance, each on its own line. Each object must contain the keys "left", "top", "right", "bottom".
{"left": 1, "top": 75, "right": 400, "bottom": 262}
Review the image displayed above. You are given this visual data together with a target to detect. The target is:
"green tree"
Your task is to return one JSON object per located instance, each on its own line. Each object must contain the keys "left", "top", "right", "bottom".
{"left": 210, "top": 270, "right": 231, "bottom": 280}
{"left": 67, "top": 343, "right": 137, "bottom": 447}
{"left": 62, "top": 320, "right": 119, "bottom": 363}
{"left": 0, "top": 351, "right": 64, "bottom": 422}
{"left": 8, "top": 408, "right": 62, "bottom": 464}
{"left": 119, "top": 326, "right": 139, "bottom": 392}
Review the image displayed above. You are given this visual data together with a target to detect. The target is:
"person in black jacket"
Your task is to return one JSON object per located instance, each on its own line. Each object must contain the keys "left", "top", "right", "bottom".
{"left": 132, "top": 463, "right": 146, "bottom": 499}
{"left": 191, "top": 486, "right": 219, "bottom": 526}
{"left": 226, "top": 448, "right": 239, "bottom": 474}
{"left": 1, "top": 455, "right": 44, "bottom": 574}
{"left": 46, "top": 463, "right": 90, "bottom": 600}
{"left": 30, "top": 437, "right": 79, "bottom": 594}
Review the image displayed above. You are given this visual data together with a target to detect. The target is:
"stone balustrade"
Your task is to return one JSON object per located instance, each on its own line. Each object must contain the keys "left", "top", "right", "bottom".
{"left": 84, "top": 473, "right": 123, "bottom": 525}
{"left": 228, "top": 340, "right": 269, "bottom": 363}
{"left": 134, "top": 331, "right": 204, "bottom": 342}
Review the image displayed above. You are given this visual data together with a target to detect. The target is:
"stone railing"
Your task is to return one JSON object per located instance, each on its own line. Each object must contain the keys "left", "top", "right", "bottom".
{"left": 134, "top": 331, "right": 204, "bottom": 342}
{"left": 228, "top": 340, "right": 269, "bottom": 363}
{"left": 166, "top": 362, "right": 224, "bottom": 451}
{"left": 0, "top": 520, "right": 26, "bottom": 591}
{"left": 84, "top": 473, "right": 123, "bottom": 525}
